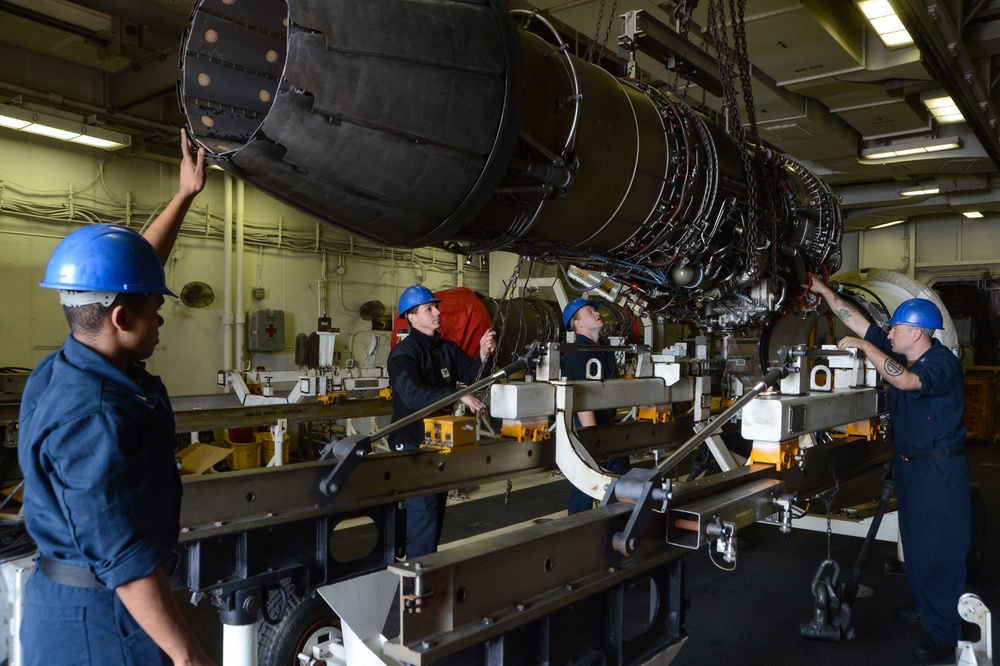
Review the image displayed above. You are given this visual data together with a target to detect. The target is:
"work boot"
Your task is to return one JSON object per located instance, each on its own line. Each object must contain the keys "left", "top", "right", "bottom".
{"left": 894, "top": 606, "right": 921, "bottom": 625}
{"left": 912, "top": 637, "right": 954, "bottom": 663}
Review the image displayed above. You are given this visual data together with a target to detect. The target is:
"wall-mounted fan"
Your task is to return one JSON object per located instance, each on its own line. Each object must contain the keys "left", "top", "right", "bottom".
{"left": 360, "top": 300, "right": 390, "bottom": 331}
{"left": 359, "top": 300, "right": 386, "bottom": 320}
{"left": 180, "top": 281, "right": 215, "bottom": 308}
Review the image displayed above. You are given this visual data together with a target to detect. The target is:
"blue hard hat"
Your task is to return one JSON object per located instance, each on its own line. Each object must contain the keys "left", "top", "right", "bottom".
{"left": 40, "top": 225, "right": 175, "bottom": 296}
{"left": 888, "top": 298, "right": 943, "bottom": 330}
{"left": 398, "top": 285, "right": 440, "bottom": 315}
{"left": 563, "top": 298, "right": 594, "bottom": 328}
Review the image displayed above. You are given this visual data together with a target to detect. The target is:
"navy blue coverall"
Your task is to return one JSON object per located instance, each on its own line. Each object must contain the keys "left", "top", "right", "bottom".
{"left": 865, "top": 324, "right": 971, "bottom": 645}
{"left": 18, "top": 335, "right": 181, "bottom": 665}
{"left": 561, "top": 334, "right": 630, "bottom": 515}
{"left": 386, "top": 328, "right": 483, "bottom": 558}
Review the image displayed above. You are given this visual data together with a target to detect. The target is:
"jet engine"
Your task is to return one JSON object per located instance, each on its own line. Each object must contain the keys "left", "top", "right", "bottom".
{"left": 179, "top": 0, "right": 841, "bottom": 329}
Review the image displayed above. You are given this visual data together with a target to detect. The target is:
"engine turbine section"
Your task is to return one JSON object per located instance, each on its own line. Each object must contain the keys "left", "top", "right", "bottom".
{"left": 179, "top": 0, "right": 841, "bottom": 330}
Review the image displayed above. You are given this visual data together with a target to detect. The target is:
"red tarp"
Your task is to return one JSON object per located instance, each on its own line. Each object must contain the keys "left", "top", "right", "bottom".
{"left": 391, "top": 287, "right": 492, "bottom": 359}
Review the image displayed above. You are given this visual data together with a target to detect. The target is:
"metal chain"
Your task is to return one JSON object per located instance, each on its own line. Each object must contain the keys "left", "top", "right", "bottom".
{"left": 479, "top": 255, "right": 526, "bottom": 382}
{"left": 463, "top": 256, "right": 525, "bottom": 428}
{"left": 672, "top": 0, "right": 697, "bottom": 33}
{"left": 727, "top": 0, "right": 761, "bottom": 279}
{"left": 584, "top": 0, "right": 609, "bottom": 63}
{"left": 707, "top": 0, "right": 759, "bottom": 281}
{"left": 730, "top": 0, "right": 780, "bottom": 277}
{"left": 596, "top": 0, "right": 619, "bottom": 66}
{"left": 818, "top": 467, "right": 841, "bottom": 560}
{"left": 696, "top": 2, "right": 711, "bottom": 107}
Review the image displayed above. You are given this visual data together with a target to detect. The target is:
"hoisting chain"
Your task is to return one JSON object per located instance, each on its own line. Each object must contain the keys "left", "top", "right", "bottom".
{"left": 597, "top": 0, "right": 619, "bottom": 66}
{"left": 672, "top": 0, "right": 697, "bottom": 32}
{"left": 817, "top": 466, "right": 841, "bottom": 560}
{"left": 706, "top": 0, "right": 759, "bottom": 282}
{"left": 467, "top": 257, "right": 528, "bottom": 504}
{"left": 584, "top": 0, "right": 619, "bottom": 66}
{"left": 477, "top": 255, "right": 526, "bottom": 384}
{"left": 729, "top": 0, "right": 781, "bottom": 278}
{"left": 584, "top": 0, "right": 608, "bottom": 63}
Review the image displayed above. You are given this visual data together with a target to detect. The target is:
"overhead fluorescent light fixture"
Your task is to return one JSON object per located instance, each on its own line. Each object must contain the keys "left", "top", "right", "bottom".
{"left": 857, "top": 0, "right": 914, "bottom": 48}
{"left": 862, "top": 135, "right": 962, "bottom": 161}
{"left": 0, "top": 105, "right": 130, "bottom": 150}
{"left": 923, "top": 95, "right": 965, "bottom": 124}
{"left": 0, "top": 113, "right": 31, "bottom": 130}
{"left": 870, "top": 219, "right": 905, "bottom": 229}
{"left": 963, "top": 211, "right": 984, "bottom": 218}
{"left": 899, "top": 186, "right": 940, "bottom": 197}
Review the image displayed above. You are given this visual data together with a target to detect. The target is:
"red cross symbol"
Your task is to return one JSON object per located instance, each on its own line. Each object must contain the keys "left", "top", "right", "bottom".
{"left": 265, "top": 324, "right": 277, "bottom": 338}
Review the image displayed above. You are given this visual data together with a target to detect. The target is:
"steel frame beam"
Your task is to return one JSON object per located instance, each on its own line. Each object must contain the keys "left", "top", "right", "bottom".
{"left": 385, "top": 506, "right": 686, "bottom": 665}
{"left": 377, "top": 434, "right": 891, "bottom": 664}
{"left": 896, "top": 0, "right": 1000, "bottom": 170}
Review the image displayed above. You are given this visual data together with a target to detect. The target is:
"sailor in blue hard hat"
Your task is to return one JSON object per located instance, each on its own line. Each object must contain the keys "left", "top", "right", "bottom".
{"left": 40, "top": 224, "right": 180, "bottom": 363}
{"left": 387, "top": 284, "right": 496, "bottom": 558}
{"left": 886, "top": 298, "right": 944, "bottom": 331}
{"left": 560, "top": 297, "right": 630, "bottom": 513}
{"left": 806, "top": 274, "right": 968, "bottom": 664}
{"left": 40, "top": 223, "right": 178, "bottom": 301}
{"left": 397, "top": 284, "right": 443, "bottom": 336}
{"left": 18, "top": 130, "right": 214, "bottom": 666}
{"left": 838, "top": 296, "right": 944, "bottom": 361}
{"left": 562, "top": 298, "right": 595, "bottom": 331}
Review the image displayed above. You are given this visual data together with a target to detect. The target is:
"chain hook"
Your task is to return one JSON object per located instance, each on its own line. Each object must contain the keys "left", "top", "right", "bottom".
{"left": 672, "top": 0, "right": 697, "bottom": 31}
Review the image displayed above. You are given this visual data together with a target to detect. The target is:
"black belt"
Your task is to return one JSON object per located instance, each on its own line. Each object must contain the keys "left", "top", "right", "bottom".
{"left": 898, "top": 447, "right": 963, "bottom": 462}
{"left": 37, "top": 555, "right": 103, "bottom": 589}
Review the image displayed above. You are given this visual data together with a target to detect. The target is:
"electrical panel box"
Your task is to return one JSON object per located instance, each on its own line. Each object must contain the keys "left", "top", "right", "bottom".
{"left": 248, "top": 309, "right": 285, "bottom": 352}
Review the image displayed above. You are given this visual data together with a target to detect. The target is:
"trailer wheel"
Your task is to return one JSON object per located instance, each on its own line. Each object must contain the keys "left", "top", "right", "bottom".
{"left": 258, "top": 587, "right": 342, "bottom": 666}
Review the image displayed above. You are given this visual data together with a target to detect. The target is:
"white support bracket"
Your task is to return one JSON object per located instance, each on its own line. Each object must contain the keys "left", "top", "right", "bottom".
{"left": 553, "top": 383, "right": 614, "bottom": 501}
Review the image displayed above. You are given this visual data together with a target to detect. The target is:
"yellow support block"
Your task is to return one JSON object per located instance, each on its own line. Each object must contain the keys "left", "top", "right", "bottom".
{"left": 750, "top": 440, "right": 800, "bottom": 471}
{"left": 846, "top": 420, "right": 881, "bottom": 441}
{"left": 637, "top": 405, "right": 674, "bottom": 424}
{"left": 501, "top": 419, "right": 551, "bottom": 443}
{"left": 423, "top": 416, "right": 478, "bottom": 452}
{"left": 316, "top": 391, "right": 347, "bottom": 405}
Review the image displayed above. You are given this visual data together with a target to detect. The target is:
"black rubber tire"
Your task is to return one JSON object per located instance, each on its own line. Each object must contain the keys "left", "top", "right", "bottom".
{"left": 257, "top": 585, "right": 341, "bottom": 666}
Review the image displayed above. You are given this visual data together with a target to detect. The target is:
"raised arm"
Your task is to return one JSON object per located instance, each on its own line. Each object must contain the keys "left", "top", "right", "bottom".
{"left": 143, "top": 128, "right": 207, "bottom": 265}
{"left": 805, "top": 273, "right": 871, "bottom": 338}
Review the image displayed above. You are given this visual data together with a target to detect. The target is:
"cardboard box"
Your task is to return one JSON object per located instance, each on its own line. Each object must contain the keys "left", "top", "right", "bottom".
{"left": 964, "top": 367, "right": 1000, "bottom": 442}
{"left": 177, "top": 443, "right": 233, "bottom": 475}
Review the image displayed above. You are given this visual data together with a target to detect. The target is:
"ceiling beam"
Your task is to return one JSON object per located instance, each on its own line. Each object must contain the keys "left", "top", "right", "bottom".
{"left": 894, "top": 0, "right": 1000, "bottom": 170}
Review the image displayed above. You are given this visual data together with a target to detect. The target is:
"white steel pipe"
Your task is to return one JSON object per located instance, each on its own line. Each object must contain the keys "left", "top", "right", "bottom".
{"left": 222, "top": 623, "right": 257, "bottom": 666}
{"left": 222, "top": 174, "right": 234, "bottom": 380}
{"left": 235, "top": 179, "right": 246, "bottom": 365}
